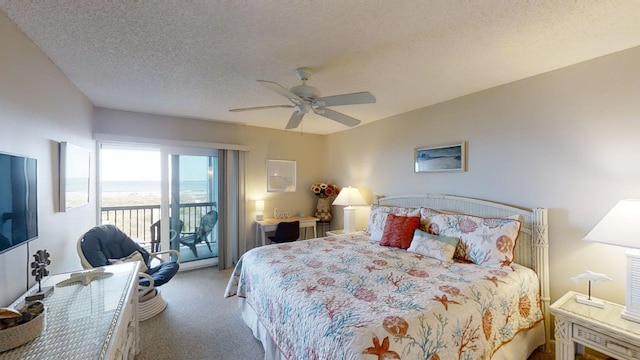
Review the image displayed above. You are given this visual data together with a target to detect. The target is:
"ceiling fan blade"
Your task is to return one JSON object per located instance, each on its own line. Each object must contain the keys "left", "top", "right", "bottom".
{"left": 315, "top": 108, "right": 361, "bottom": 127}
{"left": 258, "top": 80, "right": 303, "bottom": 104}
{"left": 315, "top": 91, "right": 376, "bottom": 107}
{"left": 286, "top": 111, "right": 305, "bottom": 129}
{"left": 229, "top": 105, "right": 294, "bottom": 112}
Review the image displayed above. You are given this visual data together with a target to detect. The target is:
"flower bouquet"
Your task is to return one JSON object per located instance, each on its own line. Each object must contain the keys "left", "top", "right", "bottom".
{"left": 310, "top": 183, "right": 340, "bottom": 222}
{"left": 310, "top": 183, "right": 340, "bottom": 198}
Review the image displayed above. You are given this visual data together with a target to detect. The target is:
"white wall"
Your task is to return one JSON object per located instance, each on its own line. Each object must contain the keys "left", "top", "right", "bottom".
{"left": 0, "top": 12, "right": 96, "bottom": 305}
{"left": 327, "top": 46, "right": 640, "bottom": 305}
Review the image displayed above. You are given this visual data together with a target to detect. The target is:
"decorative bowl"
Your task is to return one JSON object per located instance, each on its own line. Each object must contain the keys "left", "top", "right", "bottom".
{"left": 0, "top": 302, "right": 45, "bottom": 353}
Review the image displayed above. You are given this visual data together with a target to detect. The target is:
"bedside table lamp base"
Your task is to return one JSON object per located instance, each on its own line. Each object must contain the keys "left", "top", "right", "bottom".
{"left": 575, "top": 294, "right": 604, "bottom": 308}
{"left": 342, "top": 206, "right": 356, "bottom": 234}
{"left": 623, "top": 249, "right": 640, "bottom": 323}
{"left": 621, "top": 308, "right": 640, "bottom": 323}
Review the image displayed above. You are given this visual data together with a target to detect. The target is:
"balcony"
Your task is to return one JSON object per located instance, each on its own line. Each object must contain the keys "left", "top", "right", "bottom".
{"left": 100, "top": 202, "right": 217, "bottom": 261}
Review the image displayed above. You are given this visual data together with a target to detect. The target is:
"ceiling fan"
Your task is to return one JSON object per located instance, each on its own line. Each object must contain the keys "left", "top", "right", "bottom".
{"left": 229, "top": 67, "right": 376, "bottom": 129}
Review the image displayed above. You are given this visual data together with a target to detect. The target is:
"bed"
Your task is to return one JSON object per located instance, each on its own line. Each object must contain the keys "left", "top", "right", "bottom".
{"left": 225, "top": 194, "right": 550, "bottom": 359}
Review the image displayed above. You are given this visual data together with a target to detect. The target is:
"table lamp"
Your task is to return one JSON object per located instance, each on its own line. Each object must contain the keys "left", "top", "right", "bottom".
{"left": 583, "top": 199, "right": 640, "bottom": 323}
{"left": 255, "top": 200, "right": 264, "bottom": 221}
{"left": 332, "top": 186, "right": 367, "bottom": 233}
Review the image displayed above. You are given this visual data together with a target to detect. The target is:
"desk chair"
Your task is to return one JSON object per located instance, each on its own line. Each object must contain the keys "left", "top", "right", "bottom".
{"left": 268, "top": 221, "right": 300, "bottom": 243}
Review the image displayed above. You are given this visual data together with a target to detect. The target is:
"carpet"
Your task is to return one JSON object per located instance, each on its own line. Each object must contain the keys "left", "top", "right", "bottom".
{"left": 137, "top": 267, "right": 263, "bottom": 360}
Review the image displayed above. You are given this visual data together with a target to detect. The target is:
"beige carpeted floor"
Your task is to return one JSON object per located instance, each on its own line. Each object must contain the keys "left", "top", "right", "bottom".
{"left": 136, "top": 267, "right": 557, "bottom": 360}
{"left": 136, "top": 267, "right": 263, "bottom": 360}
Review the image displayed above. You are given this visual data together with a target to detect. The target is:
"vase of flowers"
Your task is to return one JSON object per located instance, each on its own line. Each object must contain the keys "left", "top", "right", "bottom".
{"left": 310, "top": 183, "right": 339, "bottom": 222}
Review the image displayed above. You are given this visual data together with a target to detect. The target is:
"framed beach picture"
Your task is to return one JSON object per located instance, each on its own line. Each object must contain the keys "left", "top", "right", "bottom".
{"left": 266, "top": 159, "right": 296, "bottom": 192}
{"left": 415, "top": 142, "right": 467, "bottom": 173}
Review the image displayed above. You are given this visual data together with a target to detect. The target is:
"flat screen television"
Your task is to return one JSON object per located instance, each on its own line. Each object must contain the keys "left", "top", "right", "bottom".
{"left": 0, "top": 152, "right": 38, "bottom": 254}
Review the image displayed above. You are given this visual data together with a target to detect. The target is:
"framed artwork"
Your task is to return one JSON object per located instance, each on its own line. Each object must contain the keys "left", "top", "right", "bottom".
{"left": 59, "top": 141, "right": 91, "bottom": 211}
{"left": 266, "top": 160, "right": 296, "bottom": 192}
{"left": 415, "top": 142, "right": 467, "bottom": 172}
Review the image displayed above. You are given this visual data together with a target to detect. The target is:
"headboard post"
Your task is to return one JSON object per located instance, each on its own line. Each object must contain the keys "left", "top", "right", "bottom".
{"left": 533, "top": 207, "right": 551, "bottom": 352}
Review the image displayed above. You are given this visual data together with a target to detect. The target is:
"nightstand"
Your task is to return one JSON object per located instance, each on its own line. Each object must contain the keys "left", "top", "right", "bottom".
{"left": 550, "top": 291, "right": 640, "bottom": 360}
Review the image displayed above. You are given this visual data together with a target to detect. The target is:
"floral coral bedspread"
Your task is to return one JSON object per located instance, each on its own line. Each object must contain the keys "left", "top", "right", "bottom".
{"left": 224, "top": 232, "right": 543, "bottom": 360}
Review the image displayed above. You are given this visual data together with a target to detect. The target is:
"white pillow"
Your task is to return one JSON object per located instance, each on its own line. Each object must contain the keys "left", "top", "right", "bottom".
{"left": 110, "top": 251, "right": 148, "bottom": 272}
{"left": 366, "top": 205, "right": 420, "bottom": 241}
{"left": 407, "top": 229, "right": 459, "bottom": 262}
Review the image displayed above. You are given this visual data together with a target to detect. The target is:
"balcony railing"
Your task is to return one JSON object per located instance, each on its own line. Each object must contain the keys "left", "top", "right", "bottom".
{"left": 100, "top": 202, "right": 217, "bottom": 245}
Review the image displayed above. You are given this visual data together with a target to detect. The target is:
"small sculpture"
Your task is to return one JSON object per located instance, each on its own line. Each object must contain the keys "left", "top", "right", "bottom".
{"left": 25, "top": 250, "right": 53, "bottom": 301}
{"left": 570, "top": 270, "right": 613, "bottom": 308}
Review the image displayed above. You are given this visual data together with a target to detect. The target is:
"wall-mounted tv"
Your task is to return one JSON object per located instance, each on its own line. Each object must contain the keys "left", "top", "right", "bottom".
{"left": 0, "top": 152, "right": 38, "bottom": 254}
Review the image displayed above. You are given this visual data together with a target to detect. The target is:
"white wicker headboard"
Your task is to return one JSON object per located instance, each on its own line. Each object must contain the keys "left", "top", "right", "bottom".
{"left": 376, "top": 194, "right": 550, "bottom": 351}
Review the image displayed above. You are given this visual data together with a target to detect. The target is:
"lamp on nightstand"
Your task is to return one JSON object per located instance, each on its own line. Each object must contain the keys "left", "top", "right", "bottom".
{"left": 332, "top": 186, "right": 367, "bottom": 234}
{"left": 583, "top": 199, "right": 640, "bottom": 323}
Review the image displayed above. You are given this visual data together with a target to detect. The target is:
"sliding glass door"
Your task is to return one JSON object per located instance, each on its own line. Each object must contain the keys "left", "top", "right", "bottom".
{"left": 160, "top": 147, "right": 219, "bottom": 269}
{"left": 99, "top": 143, "right": 219, "bottom": 270}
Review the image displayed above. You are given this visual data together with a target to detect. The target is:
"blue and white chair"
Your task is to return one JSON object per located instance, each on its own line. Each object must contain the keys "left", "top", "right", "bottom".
{"left": 77, "top": 224, "right": 181, "bottom": 320}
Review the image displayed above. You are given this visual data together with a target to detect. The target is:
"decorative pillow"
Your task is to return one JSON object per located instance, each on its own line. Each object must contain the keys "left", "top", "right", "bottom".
{"left": 366, "top": 205, "right": 420, "bottom": 241}
{"left": 428, "top": 213, "right": 521, "bottom": 268}
{"left": 407, "top": 229, "right": 459, "bottom": 262}
{"left": 379, "top": 214, "right": 421, "bottom": 249}
{"left": 110, "top": 251, "right": 148, "bottom": 272}
{"left": 419, "top": 207, "right": 440, "bottom": 232}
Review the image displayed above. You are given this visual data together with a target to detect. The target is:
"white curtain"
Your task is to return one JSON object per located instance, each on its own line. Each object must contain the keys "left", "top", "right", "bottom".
{"left": 217, "top": 149, "right": 246, "bottom": 269}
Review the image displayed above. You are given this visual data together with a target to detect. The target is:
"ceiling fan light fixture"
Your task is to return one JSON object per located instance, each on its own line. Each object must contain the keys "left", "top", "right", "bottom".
{"left": 298, "top": 103, "right": 312, "bottom": 114}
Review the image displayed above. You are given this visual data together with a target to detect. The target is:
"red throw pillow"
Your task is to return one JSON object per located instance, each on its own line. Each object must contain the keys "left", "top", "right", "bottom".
{"left": 380, "top": 214, "right": 421, "bottom": 249}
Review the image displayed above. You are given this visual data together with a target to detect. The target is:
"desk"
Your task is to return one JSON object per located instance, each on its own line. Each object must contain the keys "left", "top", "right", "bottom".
{"left": 1, "top": 262, "right": 139, "bottom": 359}
{"left": 256, "top": 216, "right": 319, "bottom": 246}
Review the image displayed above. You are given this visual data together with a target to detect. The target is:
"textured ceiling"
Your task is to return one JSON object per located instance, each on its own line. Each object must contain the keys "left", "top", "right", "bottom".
{"left": 1, "top": 1, "right": 639, "bottom": 135}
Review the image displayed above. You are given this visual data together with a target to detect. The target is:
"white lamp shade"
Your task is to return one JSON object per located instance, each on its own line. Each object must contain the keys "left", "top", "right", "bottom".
{"left": 332, "top": 186, "right": 367, "bottom": 207}
{"left": 584, "top": 199, "right": 640, "bottom": 249}
{"left": 584, "top": 199, "right": 640, "bottom": 323}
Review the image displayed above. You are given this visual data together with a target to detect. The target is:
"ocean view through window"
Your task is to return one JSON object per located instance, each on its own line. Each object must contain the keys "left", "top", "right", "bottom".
{"left": 99, "top": 145, "right": 218, "bottom": 264}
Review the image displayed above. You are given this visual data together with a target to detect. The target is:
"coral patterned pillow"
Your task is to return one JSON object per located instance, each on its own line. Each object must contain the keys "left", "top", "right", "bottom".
{"left": 428, "top": 213, "right": 521, "bottom": 268}
{"left": 407, "top": 229, "right": 459, "bottom": 262}
{"left": 419, "top": 207, "right": 440, "bottom": 232}
{"left": 366, "top": 205, "right": 420, "bottom": 241}
{"left": 379, "top": 214, "right": 421, "bottom": 249}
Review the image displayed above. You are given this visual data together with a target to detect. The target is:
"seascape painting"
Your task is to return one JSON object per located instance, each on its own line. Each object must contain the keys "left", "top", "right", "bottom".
{"left": 415, "top": 142, "right": 467, "bottom": 172}
{"left": 59, "top": 141, "right": 91, "bottom": 211}
{"left": 266, "top": 160, "right": 296, "bottom": 192}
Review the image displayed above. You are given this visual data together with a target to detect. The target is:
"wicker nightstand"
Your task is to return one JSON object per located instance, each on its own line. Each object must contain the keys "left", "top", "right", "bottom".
{"left": 551, "top": 291, "right": 640, "bottom": 359}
